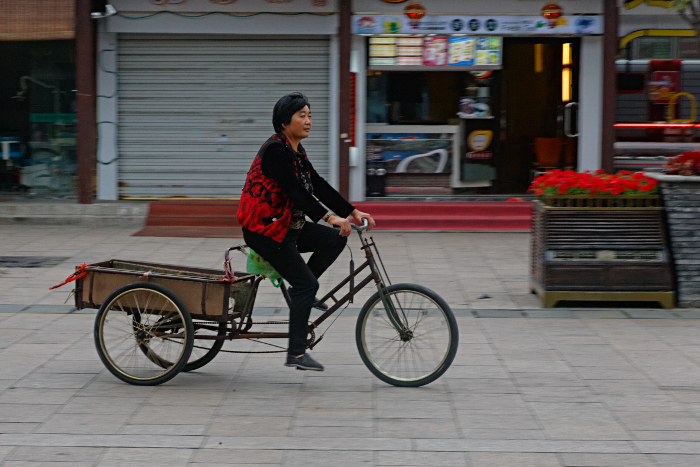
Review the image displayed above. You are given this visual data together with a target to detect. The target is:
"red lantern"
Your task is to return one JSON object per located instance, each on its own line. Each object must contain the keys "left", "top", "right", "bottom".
{"left": 541, "top": 2, "right": 563, "bottom": 20}
{"left": 404, "top": 2, "right": 426, "bottom": 22}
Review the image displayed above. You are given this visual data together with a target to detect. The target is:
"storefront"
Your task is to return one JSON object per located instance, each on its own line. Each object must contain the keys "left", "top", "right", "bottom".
{"left": 97, "top": 0, "right": 338, "bottom": 200}
{"left": 0, "top": 1, "right": 77, "bottom": 196}
{"left": 350, "top": 0, "right": 605, "bottom": 199}
{"left": 614, "top": 1, "right": 700, "bottom": 173}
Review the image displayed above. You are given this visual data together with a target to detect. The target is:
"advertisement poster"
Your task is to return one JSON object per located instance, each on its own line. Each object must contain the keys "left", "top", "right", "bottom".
{"left": 448, "top": 37, "right": 475, "bottom": 65}
{"left": 475, "top": 37, "right": 501, "bottom": 65}
{"left": 366, "top": 134, "right": 453, "bottom": 174}
{"left": 423, "top": 36, "right": 448, "bottom": 66}
{"left": 648, "top": 71, "right": 680, "bottom": 104}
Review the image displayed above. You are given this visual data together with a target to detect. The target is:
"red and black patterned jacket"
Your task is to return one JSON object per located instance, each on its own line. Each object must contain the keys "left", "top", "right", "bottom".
{"left": 237, "top": 133, "right": 354, "bottom": 243}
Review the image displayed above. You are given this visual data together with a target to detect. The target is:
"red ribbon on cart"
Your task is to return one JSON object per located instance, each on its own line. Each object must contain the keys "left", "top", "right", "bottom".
{"left": 222, "top": 260, "right": 235, "bottom": 282}
{"left": 49, "top": 263, "right": 89, "bottom": 290}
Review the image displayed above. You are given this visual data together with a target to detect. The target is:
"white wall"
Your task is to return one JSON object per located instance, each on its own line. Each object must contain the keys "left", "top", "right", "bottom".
{"left": 111, "top": 0, "right": 337, "bottom": 13}
{"left": 578, "top": 35, "right": 604, "bottom": 172}
{"left": 96, "top": 27, "right": 119, "bottom": 201}
{"left": 104, "top": 10, "right": 337, "bottom": 34}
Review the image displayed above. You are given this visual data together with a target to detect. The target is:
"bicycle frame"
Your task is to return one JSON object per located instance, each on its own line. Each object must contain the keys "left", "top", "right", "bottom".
{"left": 205, "top": 227, "right": 408, "bottom": 347}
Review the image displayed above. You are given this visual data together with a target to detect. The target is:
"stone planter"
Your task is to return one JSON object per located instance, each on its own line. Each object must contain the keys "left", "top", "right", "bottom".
{"left": 646, "top": 173, "right": 700, "bottom": 308}
{"left": 531, "top": 196, "right": 675, "bottom": 308}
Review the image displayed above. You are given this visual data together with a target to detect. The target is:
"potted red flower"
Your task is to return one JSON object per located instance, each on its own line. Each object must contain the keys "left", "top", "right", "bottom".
{"left": 528, "top": 169, "right": 673, "bottom": 309}
{"left": 529, "top": 169, "right": 659, "bottom": 205}
{"left": 664, "top": 150, "right": 700, "bottom": 176}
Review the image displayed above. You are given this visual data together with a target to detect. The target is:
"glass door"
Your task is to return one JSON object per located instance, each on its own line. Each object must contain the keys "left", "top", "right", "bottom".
{"left": 498, "top": 38, "right": 580, "bottom": 193}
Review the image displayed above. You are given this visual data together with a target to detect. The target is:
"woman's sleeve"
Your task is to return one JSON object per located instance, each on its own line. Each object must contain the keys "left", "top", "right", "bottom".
{"left": 309, "top": 163, "right": 355, "bottom": 218}
{"left": 261, "top": 144, "right": 329, "bottom": 222}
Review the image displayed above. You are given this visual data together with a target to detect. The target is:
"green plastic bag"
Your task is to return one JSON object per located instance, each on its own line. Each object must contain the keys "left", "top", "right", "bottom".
{"left": 242, "top": 247, "right": 284, "bottom": 288}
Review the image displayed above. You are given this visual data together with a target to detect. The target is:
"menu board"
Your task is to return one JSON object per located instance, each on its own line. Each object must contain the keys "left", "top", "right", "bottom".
{"left": 423, "top": 37, "right": 448, "bottom": 66}
{"left": 396, "top": 37, "right": 423, "bottom": 65}
{"left": 370, "top": 35, "right": 501, "bottom": 67}
{"left": 448, "top": 37, "right": 475, "bottom": 65}
{"left": 369, "top": 36, "right": 397, "bottom": 66}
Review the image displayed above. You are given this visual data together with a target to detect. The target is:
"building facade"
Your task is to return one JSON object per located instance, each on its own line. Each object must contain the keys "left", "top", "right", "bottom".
{"left": 87, "top": 0, "right": 695, "bottom": 201}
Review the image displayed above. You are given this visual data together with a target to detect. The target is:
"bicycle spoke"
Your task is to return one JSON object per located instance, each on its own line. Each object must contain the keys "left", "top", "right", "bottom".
{"left": 361, "top": 288, "right": 453, "bottom": 382}
{"left": 99, "top": 288, "right": 189, "bottom": 381}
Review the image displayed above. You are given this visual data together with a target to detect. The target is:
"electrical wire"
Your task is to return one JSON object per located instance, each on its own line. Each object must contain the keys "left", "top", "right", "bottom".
{"left": 115, "top": 11, "right": 333, "bottom": 20}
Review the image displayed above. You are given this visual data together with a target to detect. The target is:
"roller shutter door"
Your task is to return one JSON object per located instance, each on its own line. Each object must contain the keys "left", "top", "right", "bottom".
{"left": 117, "top": 34, "right": 330, "bottom": 198}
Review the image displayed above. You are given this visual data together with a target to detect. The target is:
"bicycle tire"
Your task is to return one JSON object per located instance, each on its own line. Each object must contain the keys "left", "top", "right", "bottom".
{"left": 356, "top": 283, "right": 458, "bottom": 387}
{"left": 182, "top": 321, "right": 227, "bottom": 372}
{"left": 94, "top": 282, "right": 194, "bottom": 386}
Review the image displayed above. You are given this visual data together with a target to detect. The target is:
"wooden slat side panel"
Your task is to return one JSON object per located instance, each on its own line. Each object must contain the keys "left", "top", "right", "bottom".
{"left": 86, "top": 271, "right": 227, "bottom": 317}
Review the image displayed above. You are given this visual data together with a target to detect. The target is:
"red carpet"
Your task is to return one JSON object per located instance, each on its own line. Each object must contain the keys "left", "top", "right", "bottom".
{"left": 353, "top": 201, "right": 531, "bottom": 231}
{"left": 133, "top": 200, "right": 243, "bottom": 238}
{"left": 133, "top": 200, "right": 532, "bottom": 238}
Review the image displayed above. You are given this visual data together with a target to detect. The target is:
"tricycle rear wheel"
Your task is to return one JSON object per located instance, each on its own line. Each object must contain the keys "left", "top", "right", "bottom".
{"left": 94, "top": 282, "right": 194, "bottom": 386}
{"left": 182, "top": 320, "right": 227, "bottom": 371}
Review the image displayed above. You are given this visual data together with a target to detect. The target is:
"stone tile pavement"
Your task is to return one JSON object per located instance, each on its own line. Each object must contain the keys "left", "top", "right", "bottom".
{"left": 1, "top": 225, "right": 700, "bottom": 466}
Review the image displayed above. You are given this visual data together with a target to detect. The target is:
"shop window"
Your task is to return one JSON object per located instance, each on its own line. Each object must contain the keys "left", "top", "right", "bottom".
{"left": 0, "top": 40, "right": 76, "bottom": 195}
{"left": 636, "top": 37, "right": 674, "bottom": 59}
{"left": 367, "top": 71, "right": 470, "bottom": 125}
{"left": 625, "top": 36, "right": 700, "bottom": 60}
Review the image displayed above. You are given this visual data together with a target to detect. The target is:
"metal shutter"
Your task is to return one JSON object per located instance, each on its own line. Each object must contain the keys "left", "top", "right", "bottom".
{"left": 117, "top": 34, "right": 330, "bottom": 199}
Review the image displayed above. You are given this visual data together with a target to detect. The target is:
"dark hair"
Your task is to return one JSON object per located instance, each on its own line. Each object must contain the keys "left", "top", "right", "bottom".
{"left": 272, "top": 92, "right": 310, "bottom": 133}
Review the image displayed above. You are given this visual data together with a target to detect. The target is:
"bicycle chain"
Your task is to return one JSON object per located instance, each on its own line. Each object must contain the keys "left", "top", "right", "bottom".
{"left": 190, "top": 319, "right": 308, "bottom": 354}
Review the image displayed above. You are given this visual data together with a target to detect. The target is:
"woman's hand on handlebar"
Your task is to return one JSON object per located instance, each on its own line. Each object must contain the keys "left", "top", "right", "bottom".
{"left": 351, "top": 209, "right": 376, "bottom": 232}
{"left": 328, "top": 215, "right": 352, "bottom": 237}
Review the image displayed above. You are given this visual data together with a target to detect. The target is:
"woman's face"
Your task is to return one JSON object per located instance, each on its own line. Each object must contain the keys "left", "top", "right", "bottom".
{"left": 283, "top": 105, "right": 312, "bottom": 140}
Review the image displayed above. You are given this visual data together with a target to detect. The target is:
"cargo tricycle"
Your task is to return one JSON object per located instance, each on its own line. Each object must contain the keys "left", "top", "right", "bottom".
{"left": 68, "top": 221, "right": 458, "bottom": 387}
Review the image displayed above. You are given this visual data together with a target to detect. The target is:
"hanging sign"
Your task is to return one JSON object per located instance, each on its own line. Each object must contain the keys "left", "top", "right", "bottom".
{"left": 352, "top": 15, "right": 602, "bottom": 35}
{"left": 541, "top": 3, "right": 563, "bottom": 20}
{"left": 404, "top": 2, "right": 426, "bottom": 22}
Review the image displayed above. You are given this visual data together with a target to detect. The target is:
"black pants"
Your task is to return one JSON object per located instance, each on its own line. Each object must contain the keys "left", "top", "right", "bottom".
{"left": 243, "top": 222, "right": 347, "bottom": 355}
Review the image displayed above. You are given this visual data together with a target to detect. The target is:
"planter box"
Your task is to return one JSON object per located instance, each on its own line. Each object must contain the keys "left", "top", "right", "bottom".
{"left": 531, "top": 196, "right": 675, "bottom": 308}
{"left": 646, "top": 174, "right": 700, "bottom": 308}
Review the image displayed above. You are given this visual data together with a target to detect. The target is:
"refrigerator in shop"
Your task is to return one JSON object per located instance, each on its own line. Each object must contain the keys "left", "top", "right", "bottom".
{"left": 453, "top": 70, "right": 500, "bottom": 188}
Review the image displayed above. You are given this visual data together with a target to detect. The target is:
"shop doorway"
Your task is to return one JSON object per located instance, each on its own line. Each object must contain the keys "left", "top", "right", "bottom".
{"left": 497, "top": 38, "right": 580, "bottom": 193}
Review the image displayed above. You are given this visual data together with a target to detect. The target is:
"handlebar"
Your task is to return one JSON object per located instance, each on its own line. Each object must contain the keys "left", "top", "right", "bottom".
{"left": 352, "top": 218, "right": 369, "bottom": 232}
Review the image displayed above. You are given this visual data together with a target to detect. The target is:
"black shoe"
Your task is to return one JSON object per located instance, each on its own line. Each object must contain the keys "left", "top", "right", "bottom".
{"left": 313, "top": 298, "right": 329, "bottom": 311}
{"left": 284, "top": 353, "right": 325, "bottom": 371}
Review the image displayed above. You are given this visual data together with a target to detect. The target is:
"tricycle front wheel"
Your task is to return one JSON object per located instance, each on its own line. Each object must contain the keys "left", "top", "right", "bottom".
{"left": 356, "top": 283, "right": 458, "bottom": 387}
{"left": 94, "top": 282, "right": 194, "bottom": 386}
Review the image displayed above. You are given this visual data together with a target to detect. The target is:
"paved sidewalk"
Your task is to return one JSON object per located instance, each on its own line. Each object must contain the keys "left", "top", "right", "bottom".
{"left": 2, "top": 225, "right": 700, "bottom": 466}
{"left": 0, "top": 224, "right": 539, "bottom": 311}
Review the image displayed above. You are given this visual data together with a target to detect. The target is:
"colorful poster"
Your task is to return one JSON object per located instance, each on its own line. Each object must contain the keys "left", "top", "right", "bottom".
{"left": 648, "top": 71, "right": 680, "bottom": 103}
{"left": 448, "top": 37, "right": 474, "bottom": 65}
{"left": 365, "top": 133, "right": 453, "bottom": 174}
{"left": 423, "top": 37, "right": 448, "bottom": 65}
{"left": 475, "top": 36, "right": 501, "bottom": 65}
